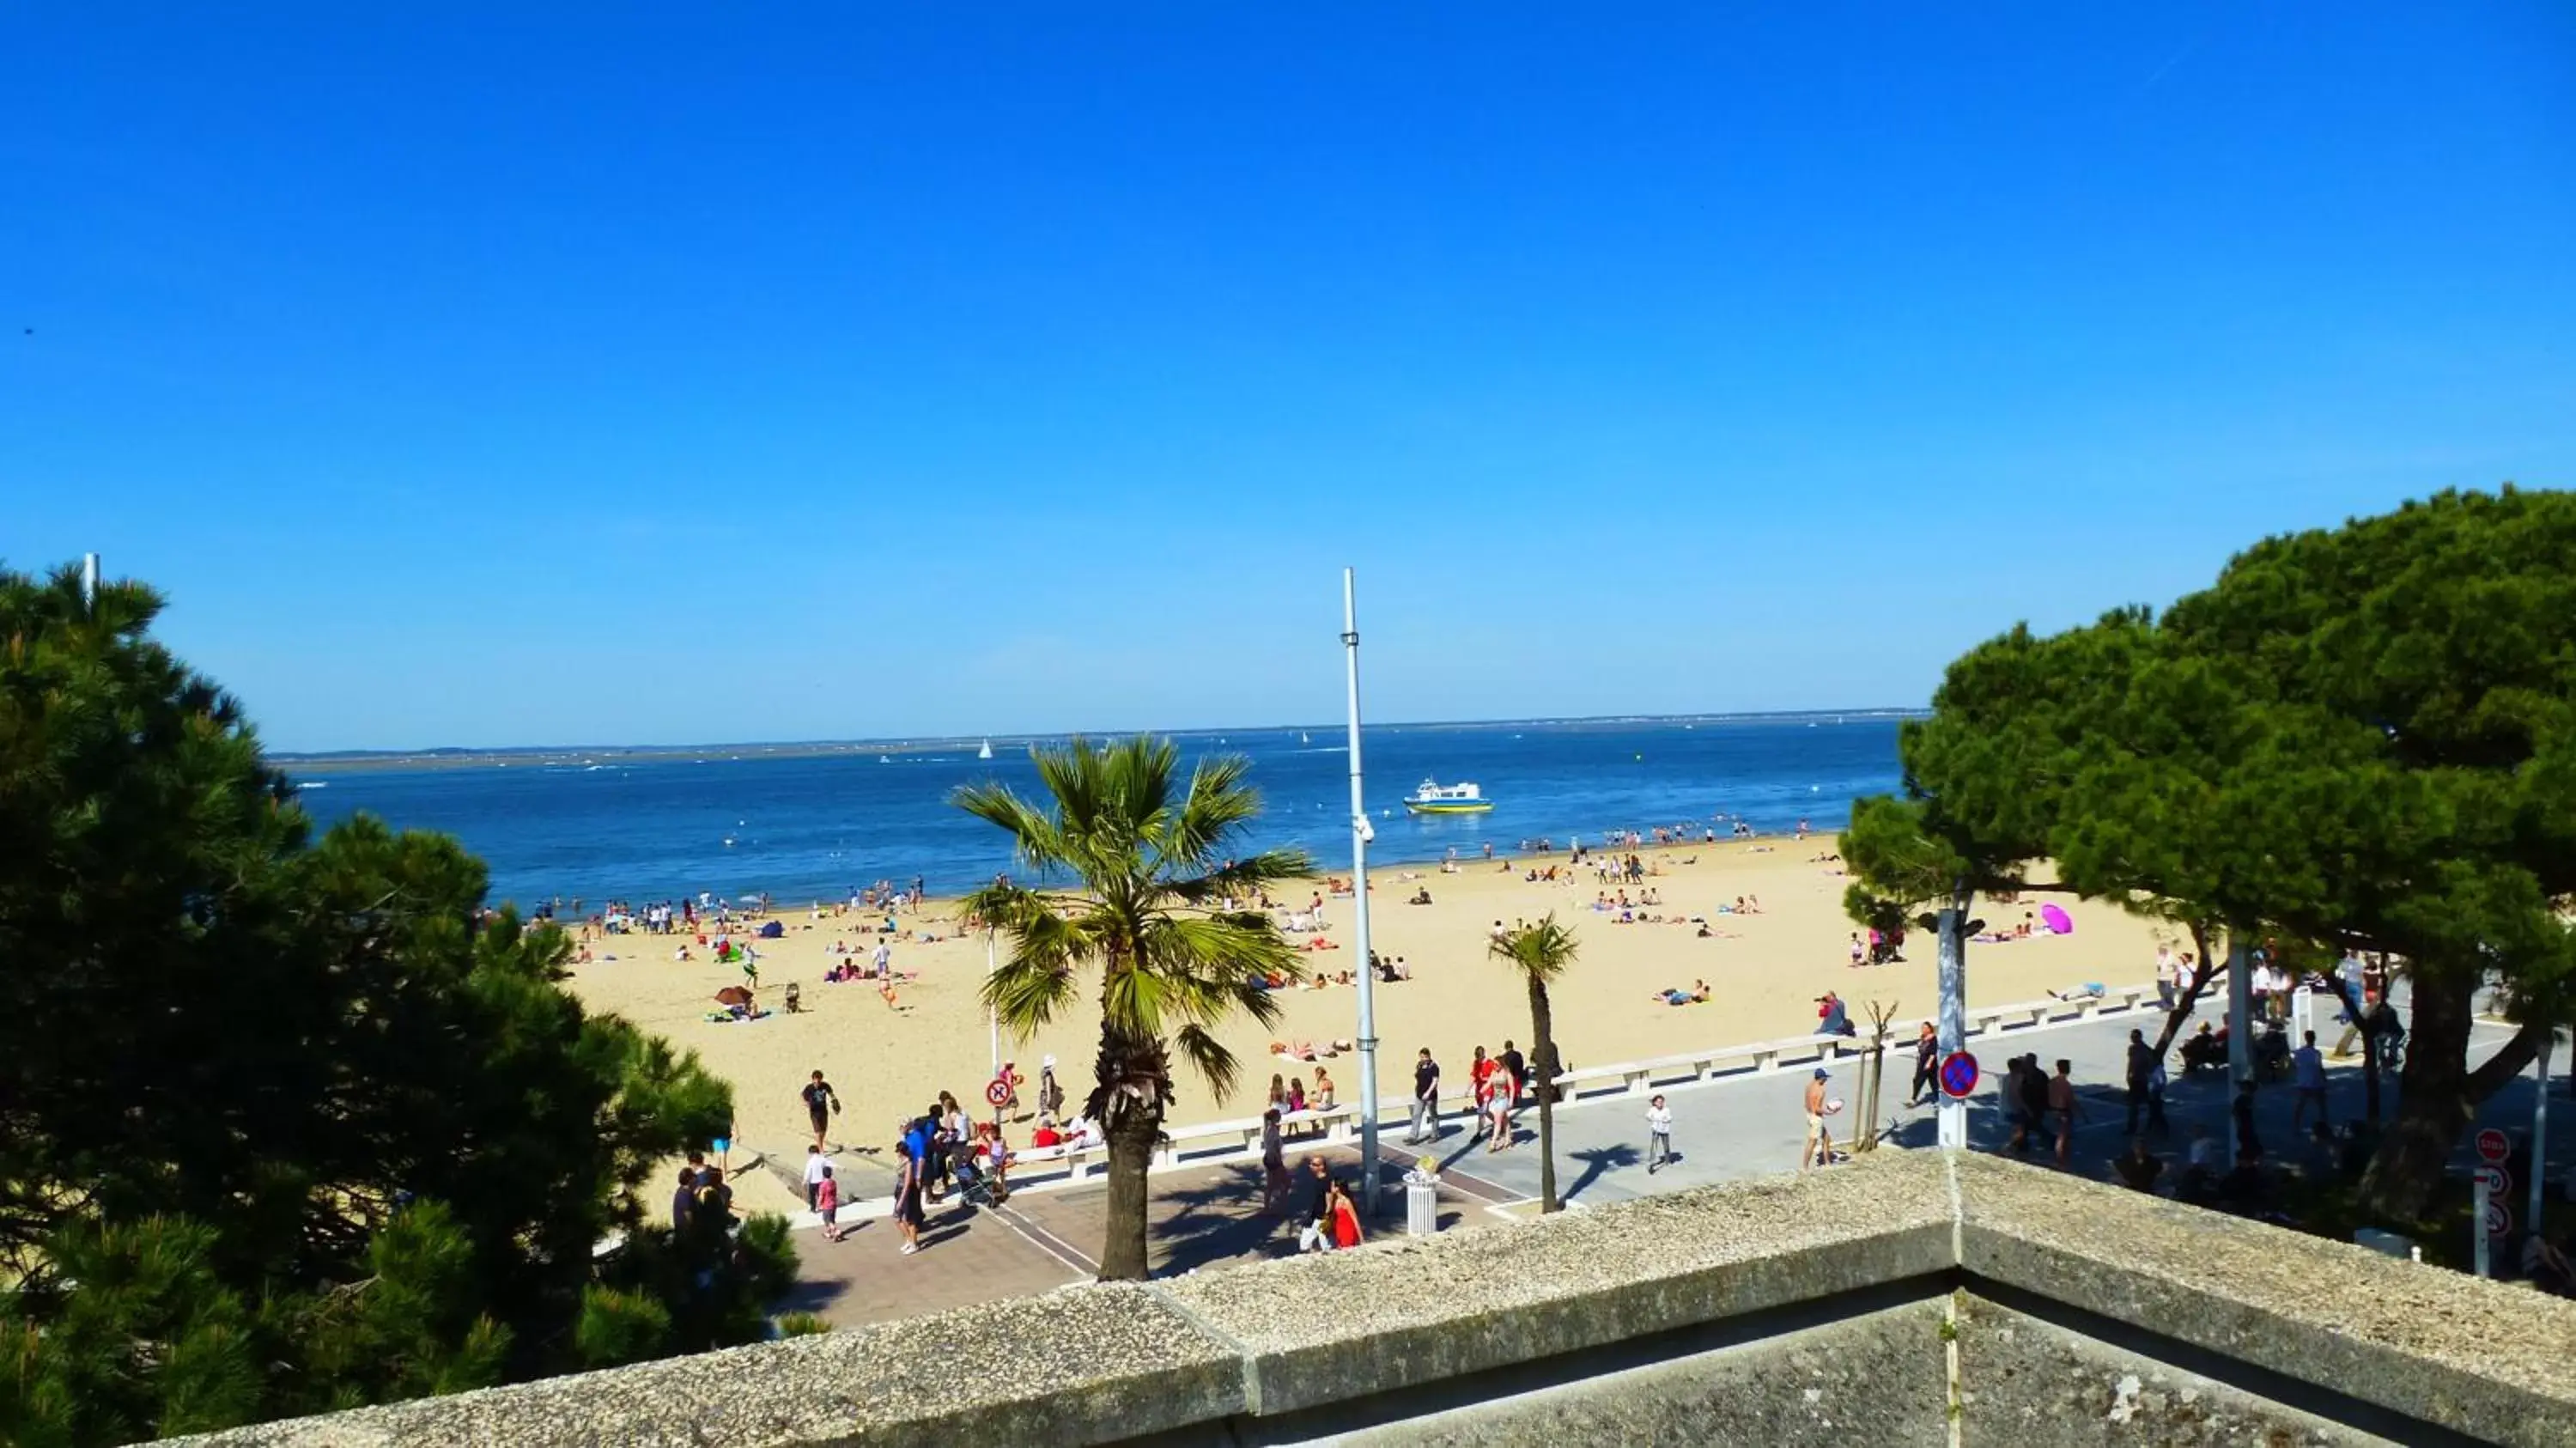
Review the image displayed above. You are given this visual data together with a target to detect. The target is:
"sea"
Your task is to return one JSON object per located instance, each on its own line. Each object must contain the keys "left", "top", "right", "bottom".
{"left": 289, "top": 714, "right": 1910, "bottom": 910}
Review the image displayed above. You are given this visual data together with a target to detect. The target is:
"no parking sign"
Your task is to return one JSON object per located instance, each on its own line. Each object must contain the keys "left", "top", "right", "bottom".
{"left": 1937, "top": 1051, "right": 1981, "bottom": 1100}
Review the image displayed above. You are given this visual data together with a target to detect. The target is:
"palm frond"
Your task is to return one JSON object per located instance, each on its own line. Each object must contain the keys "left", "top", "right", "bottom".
{"left": 1163, "top": 754, "right": 1264, "bottom": 864}
{"left": 951, "top": 782, "right": 1081, "bottom": 879}
{"left": 985, "top": 913, "right": 1086, "bottom": 1031}
{"left": 1141, "top": 915, "right": 1303, "bottom": 1007}
{"left": 1490, "top": 914, "right": 1580, "bottom": 984}
{"left": 1169, "top": 849, "right": 1316, "bottom": 905}
{"left": 1171, "top": 1023, "right": 1242, "bottom": 1101}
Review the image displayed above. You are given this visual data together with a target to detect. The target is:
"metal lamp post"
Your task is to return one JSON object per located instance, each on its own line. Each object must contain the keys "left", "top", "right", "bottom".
{"left": 1341, "top": 569, "right": 1382, "bottom": 1209}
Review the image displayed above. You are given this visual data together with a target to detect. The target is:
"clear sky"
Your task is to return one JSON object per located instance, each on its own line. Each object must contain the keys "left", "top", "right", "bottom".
{"left": 6, "top": 5, "right": 2571, "bottom": 751}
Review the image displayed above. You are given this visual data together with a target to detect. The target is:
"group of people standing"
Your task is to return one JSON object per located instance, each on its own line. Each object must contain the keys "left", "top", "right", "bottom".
{"left": 1396, "top": 1042, "right": 1532, "bottom": 1152}
{"left": 783, "top": 1058, "right": 1078, "bottom": 1258}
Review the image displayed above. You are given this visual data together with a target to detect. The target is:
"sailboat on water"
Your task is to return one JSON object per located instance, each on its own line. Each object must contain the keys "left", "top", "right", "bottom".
{"left": 978, "top": 739, "right": 994, "bottom": 760}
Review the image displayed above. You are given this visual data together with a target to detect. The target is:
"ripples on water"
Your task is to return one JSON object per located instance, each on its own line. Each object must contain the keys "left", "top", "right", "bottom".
{"left": 290, "top": 715, "right": 1906, "bottom": 909}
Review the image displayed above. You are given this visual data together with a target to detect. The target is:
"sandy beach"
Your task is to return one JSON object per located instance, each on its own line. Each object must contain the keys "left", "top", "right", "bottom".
{"left": 562, "top": 837, "right": 2171, "bottom": 1217}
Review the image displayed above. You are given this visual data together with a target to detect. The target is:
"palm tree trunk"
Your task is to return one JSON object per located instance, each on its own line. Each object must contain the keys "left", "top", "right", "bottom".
{"left": 1098, "top": 1105, "right": 1158, "bottom": 1281}
{"left": 1091, "top": 1024, "right": 1166, "bottom": 1282}
{"left": 1530, "top": 978, "right": 1560, "bottom": 1214}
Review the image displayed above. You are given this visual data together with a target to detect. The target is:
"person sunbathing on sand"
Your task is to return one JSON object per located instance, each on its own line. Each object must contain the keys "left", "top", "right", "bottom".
{"left": 1654, "top": 981, "right": 1712, "bottom": 1006}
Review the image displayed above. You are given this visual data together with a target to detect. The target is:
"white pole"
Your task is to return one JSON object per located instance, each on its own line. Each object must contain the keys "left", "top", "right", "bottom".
{"left": 81, "top": 552, "right": 100, "bottom": 613}
{"left": 2475, "top": 1169, "right": 2493, "bottom": 1279}
{"left": 1935, "top": 899, "right": 1968, "bottom": 1150}
{"left": 2227, "top": 937, "right": 2252, "bottom": 1163}
{"left": 986, "top": 928, "right": 1000, "bottom": 1080}
{"left": 1342, "top": 569, "right": 1382, "bottom": 1209}
{"left": 2535, "top": 1031, "right": 2554, "bottom": 1237}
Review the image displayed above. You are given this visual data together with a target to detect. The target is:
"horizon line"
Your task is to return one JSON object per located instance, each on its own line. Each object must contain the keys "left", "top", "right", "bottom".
{"left": 270, "top": 705, "right": 1929, "bottom": 762}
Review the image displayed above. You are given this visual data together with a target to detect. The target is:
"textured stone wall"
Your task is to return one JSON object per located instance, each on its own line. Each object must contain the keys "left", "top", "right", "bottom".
{"left": 167, "top": 1151, "right": 2576, "bottom": 1448}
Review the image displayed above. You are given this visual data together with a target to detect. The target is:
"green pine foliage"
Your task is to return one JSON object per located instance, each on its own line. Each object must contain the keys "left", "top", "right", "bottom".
{"left": 0, "top": 562, "right": 798, "bottom": 1443}
{"left": 1844, "top": 489, "right": 2576, "bottom": 1217}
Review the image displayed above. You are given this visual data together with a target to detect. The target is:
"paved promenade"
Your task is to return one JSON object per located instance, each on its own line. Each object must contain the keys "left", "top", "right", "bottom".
{"left": 777, "top": 1001, "right": 2568, "bottom": 1329}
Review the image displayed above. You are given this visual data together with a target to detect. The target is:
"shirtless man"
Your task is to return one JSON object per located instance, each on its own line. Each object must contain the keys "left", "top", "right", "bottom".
{"left": 1801, "top": 1068, "right": 1833, "bottom": 1171}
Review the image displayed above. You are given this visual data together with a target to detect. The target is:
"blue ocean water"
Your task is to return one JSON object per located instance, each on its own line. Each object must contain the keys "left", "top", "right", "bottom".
{"left": 290, "top": 715, "right": 1905, "bottom": 909}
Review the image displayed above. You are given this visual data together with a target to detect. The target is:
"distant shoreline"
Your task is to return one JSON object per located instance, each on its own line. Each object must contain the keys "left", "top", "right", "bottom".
{"left": 275, "top": 709, "right": 1927, "bottom": 774}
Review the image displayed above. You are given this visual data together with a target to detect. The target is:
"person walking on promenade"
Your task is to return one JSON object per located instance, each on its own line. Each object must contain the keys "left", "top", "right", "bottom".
{"left": 1407, "top": 1048, "right": 1441, "bottom": 1144}
{"left": 2233, "top": 1078, "right": 2263, "bottom": 1161}
{"left": 2123, "top": 1031, "right": 2156, "bottom": 1135}
{"left": 2048, "top": 1059, "right": 2086, "bottom": 1166}
{"left": 2291, "top": 1031, "right": 2330, "bottom": 1134}
{"left": 1907, "top": 1022, "right": 1939, "bottom": 1107}
{"left": 1800, "top": 1069, "right": 1833, "bottom": 1172}
{"left": 1328, "top": 1179, "right": 1364, "bottom": 1249}
{"left": 1645, "top": 1093, "right": 1674, "bottom": 1174}
{"left": 802, "top": 1144, "right": 829, "bottom": 1210}
{"left": 1260, "top": 1108, "right": 1290, "bottom": 1212}
{"left": 1296, "top": 1156, "right": 1336, "bottom": 1252}
{"left": 892, "top": 1138, "right": 926, "bottom": 1255}
{"left": 2017, "top": 1056, "right": 2050, "bottom": 1157}
{"left": 816, "top": 1165, "right": 844, "bottom": 1243}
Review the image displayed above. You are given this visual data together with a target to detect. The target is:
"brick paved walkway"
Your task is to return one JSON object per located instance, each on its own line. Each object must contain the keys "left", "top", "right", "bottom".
{"left": 782, "top": 1145, "right": 1501, "bottom": 1329}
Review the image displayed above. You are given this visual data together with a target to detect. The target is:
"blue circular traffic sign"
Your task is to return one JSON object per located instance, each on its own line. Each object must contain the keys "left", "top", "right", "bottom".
{"left": 1938, "top": 1050, "right": 1981, "bottom": 1100}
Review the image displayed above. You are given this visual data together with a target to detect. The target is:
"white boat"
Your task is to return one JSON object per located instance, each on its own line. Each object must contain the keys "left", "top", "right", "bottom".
{"left": 878, "top": 754, "right": 892, "bottom": 764}
{"left": 1302, "top": 731, "right": 1311, "bottom": 744}
{"left": 1403, "top": 779, "right": 1493, "bottom": 814}
{"left": 978, "top": 739, "right": 994, "bottom": 760}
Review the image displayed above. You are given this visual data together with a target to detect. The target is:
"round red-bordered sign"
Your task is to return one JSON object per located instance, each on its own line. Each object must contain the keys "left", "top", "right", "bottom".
{"left": 1937, "top": 1050, "right": 1981, "bottom": 1100}
{"left": 985, "top": 1078, "right": 1012, "bottom": 1108}
{"left": 2476, "top": 1128, "right": 2511, "bottom": 1165}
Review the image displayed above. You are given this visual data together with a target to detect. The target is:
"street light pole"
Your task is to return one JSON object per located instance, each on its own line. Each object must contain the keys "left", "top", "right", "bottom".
{"left": 1935, "top": 893, "right": 1968, "bottom": 1150}
{"left": 1341, "top": 569, "right": 1382, "bottom": 1209}
{"left": 987, "top": 926, "right": 1000, "bottom": 1080}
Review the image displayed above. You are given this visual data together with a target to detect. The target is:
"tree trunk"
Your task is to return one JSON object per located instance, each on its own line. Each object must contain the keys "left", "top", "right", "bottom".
{"left": 1530, "top": 978, "right": 1559, "bottom": 1214}
{"left": 2357, "top": 973, "right": 2545, "bottom": 1221}
{"left": 1857, "top": 1032, "right": 1885, "bottom": 1152}
{"left": 2149, "top": 951, "right": 2221, "bottom": 1056}
{"left": 1088, "top": 1018, "right": 1169, "bottom": 1283}
{"left": 1097, "top": 1104, "right": 1160, "bottom": 1281}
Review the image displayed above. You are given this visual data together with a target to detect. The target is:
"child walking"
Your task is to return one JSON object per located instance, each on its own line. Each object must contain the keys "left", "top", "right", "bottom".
{"left": 1645, "top": 1093, "right": 1674, "bottom": 1174}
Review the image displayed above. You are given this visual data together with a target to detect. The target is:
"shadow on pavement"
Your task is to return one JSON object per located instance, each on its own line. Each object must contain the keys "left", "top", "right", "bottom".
{"left": 1564, "top": 1142, "right": 1641, "bottom": 1201}
{"left": 1150, "top": 1162, "right": 1293, "bottom": 1275}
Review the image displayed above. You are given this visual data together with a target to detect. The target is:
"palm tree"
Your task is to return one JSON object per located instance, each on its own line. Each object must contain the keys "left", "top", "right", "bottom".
{"left": 953, "top": 736, "right": 1309, "bottom": 1281}
{"left": 1488, "top": 916, "right": 1578, "bottom": 1213}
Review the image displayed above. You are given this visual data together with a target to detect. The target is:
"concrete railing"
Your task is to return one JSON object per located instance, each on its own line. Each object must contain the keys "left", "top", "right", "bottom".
{"left": 173, "top": 1151, "right": 2576, "bottom": 1448}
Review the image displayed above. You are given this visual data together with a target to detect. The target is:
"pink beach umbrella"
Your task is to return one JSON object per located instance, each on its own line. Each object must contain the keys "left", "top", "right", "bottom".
{"left": 2039, "top": 903, "right": 2074, "bottom": 935}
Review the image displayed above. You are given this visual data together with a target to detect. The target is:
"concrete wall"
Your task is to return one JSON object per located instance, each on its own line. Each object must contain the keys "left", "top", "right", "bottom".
{"left": 170, "top": 1152, "right": 2576, "bottom": 1448}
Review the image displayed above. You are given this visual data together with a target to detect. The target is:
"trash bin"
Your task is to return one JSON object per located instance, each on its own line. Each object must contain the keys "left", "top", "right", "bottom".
{"left": 1405, "top": 1169, "right": 1438, "bottom": 1236}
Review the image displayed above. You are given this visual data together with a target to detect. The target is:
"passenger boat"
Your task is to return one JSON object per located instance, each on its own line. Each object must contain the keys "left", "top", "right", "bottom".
{"left": 1403, "top": 779, "right": 1493, "bottom": 814}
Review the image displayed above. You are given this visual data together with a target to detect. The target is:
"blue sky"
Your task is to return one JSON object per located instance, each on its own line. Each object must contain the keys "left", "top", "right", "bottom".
{"left": 7, "top": 5, "right": 2571, "bottom": 751}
